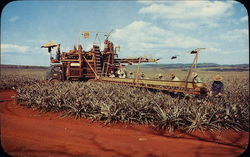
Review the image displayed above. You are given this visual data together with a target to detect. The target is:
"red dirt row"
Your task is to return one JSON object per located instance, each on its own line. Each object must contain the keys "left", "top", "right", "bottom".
{"left": 0, "top": 90, "right": 248, "bottom": 157}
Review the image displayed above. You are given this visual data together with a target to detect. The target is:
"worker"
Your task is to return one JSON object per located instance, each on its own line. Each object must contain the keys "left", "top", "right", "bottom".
{"left": 116, "top": 67, "right": 126, "bottom": 78}
{"left": 78, "top": 44, "right": 83, "bottom": 52}
{"left": 68, "top": 45, "right": 77, "bottom": 54}
{"left": 56, "top": 44, "right": 61, "bottom": 61}
{"left": 128, "top": 71, "right": 134, "bottom": 79}
{"left": 158, "top": 73, "right": 163, "bottom": 80}
{"left": 121, "top": 65, "right": 127, "bottom": 78}
{"left": 108, "top": 41, "right": 114, "bottom": 52}
{"left": 210, "top": 75, "right": 224, "bottom": 97}
{"left": 141, "top": 72, "right": 145, "bottom": 79}
{"left": 192, "top": 72, "right": 202, "bottom": 83}
{"left": 109, "top": 71, "right": 115, "bottom": 78}
{"left": 170, "top": 73, "right": 180, "bottom": 81}
{"left": 115, "top": 69, "right": 121, "bottom": 77}
{"left": 104, "top": 40, "right": 109, "bottom": 52}
{"left": 120, "top": 70, "right": 126, "bottom": 78}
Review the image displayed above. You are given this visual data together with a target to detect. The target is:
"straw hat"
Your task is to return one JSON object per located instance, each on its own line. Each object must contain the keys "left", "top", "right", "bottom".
{"left": 192, "top": 72, "right": 198, "bottom": 78}
{"left": 41, "top": 41, "right": 58, "bottom": 48}
{"left": 170, "top": 73, "right": 175, "bottom": 78}
{"left": 213, "top": 75, "right": 222, "bottom": 81}
{"left": 158, "top": 73, "right": 162, "bottom": 77}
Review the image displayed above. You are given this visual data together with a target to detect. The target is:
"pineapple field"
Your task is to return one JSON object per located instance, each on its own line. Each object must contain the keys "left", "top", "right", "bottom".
{"left": 0, "top": 66, "right": 249, "bottom": 157}
{"left": 1, "top": 66, "right": 249, "bottom": 132}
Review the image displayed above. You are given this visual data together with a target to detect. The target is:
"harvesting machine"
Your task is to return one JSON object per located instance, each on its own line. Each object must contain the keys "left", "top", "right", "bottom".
{"left": 41, "top": 31, "right": 208, "bottom": 96}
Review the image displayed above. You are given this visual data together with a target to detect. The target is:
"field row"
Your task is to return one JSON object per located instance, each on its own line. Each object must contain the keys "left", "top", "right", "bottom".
{"left": 1, "top": 68, "right": 249, "bottom": 131}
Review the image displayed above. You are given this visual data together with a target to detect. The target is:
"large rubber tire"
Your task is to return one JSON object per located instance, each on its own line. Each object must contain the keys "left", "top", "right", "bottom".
{"left": 49, "top": 78, "right": 61, "bottom": 84}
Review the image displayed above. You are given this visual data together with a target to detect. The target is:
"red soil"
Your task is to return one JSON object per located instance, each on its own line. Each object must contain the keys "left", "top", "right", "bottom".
{"left": 0, "top": 90, "right": 248, "bottom": 157}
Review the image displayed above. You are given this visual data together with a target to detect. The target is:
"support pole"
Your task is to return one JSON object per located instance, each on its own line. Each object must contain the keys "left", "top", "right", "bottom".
{"left": 105, "top": 55, "right": 111, "bottom": 76}
{"left": 82, "top": 55, "right": 99, "bottom": 79}
{"left": 135, "top": 57, "right": 141, "bottom": 83}
{"left": 185, "top": 53, "right": 198, "bottom": 88}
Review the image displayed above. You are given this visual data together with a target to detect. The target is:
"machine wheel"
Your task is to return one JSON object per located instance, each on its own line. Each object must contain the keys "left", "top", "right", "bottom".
{"left": 49, "top": 78, "right": 61, "bottom": 83}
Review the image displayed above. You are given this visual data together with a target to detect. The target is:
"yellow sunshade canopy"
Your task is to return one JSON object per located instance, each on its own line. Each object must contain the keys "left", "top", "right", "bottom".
{"left": 41, "top": 41, "right": 58, "bottom": 48}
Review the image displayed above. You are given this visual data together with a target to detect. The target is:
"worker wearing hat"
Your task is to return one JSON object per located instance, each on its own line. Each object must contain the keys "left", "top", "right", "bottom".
{"left": 210, "top": 75, "right": 224, "bottom": 97}
{"left": 170, "top": 73, "right": 180, "bottom": 81}
{"left": 128, "top": 71, "right": 134, "bottom": 78}
{"left": 109, "top": 71, "right": 115, "bottom": 78}
{"left": 192, "top": 72, "right": 202, "bottom": 83}
{"left": 116, "top": 65, "right": 127, "bottom": 78}
{"left": 158, "top": 73, "right": 163, "bottom": 80}
{"left": 141, "top": 72, "right": 145, "bottom": 79}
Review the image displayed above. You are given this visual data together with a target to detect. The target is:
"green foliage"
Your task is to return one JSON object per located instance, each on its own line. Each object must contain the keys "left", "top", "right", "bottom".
{"left": 0, "top": 69, "right": 46, "bottom": 89}
{"left": 1, "top": 68, "right": 249, "bottom": 132}
{"left": 16, "top": 81, "right": 249, "bottom": 132}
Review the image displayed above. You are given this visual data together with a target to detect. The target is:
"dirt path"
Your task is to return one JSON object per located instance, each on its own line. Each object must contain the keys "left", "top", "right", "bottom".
{"left": 0, "top": 90, "right": 248, "bottom": 157}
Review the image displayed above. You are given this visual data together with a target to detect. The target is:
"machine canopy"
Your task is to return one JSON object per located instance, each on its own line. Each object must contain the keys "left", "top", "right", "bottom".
{"left": 41, "top": 41, "right": 58, "bottom": 48}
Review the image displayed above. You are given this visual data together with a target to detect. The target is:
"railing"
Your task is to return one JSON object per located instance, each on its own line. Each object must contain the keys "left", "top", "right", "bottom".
{"left": 95, "top": 77, "right": 208, "bottom": 95}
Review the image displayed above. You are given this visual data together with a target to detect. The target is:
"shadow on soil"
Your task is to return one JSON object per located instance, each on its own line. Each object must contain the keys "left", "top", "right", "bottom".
{"left": 126, "top": 125, "right": 248, "bottom": 150}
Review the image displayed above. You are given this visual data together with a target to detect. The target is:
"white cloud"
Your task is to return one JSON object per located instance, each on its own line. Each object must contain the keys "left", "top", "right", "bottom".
{"left": 219, "top": 29, "right": 248, "bottom": 42}
{"left": 195, "top": 47, "right": 248, "bottom": 55}
{"left": 203, "top": 47, "right": 230, "bottom": 54}
{"left": 138, "top": 1, "right": 234, "bottom": 30}
{"left": 139, "top": 1, "right": 234, "bottom": 20}
{"left": 137, "top": 0, "right": 168, "bottom": 5}
{"left": 168, "top": 20, "right": 220, "bottom": 30}
{"left": 26, "top": 39, "right": 48, "bottom": 43}
{"left": 167, "top": 21, "right": 197, "bottom": 30}
{"left": 1, "top": 44, "right": 29, "bottom": 53}
{"left": 240, "top": 16, "right": 248, "bottom": 22}
{"left": 112, "top": 20, "right": 208, "bottom": 56}
{"left": 9, "top": 16, "right": 20, "bottom": 22}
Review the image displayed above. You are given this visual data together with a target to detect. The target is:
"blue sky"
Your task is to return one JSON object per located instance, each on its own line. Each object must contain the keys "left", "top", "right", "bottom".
{"left": 1, "top": 0, "right": 248, "bottom": 66}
